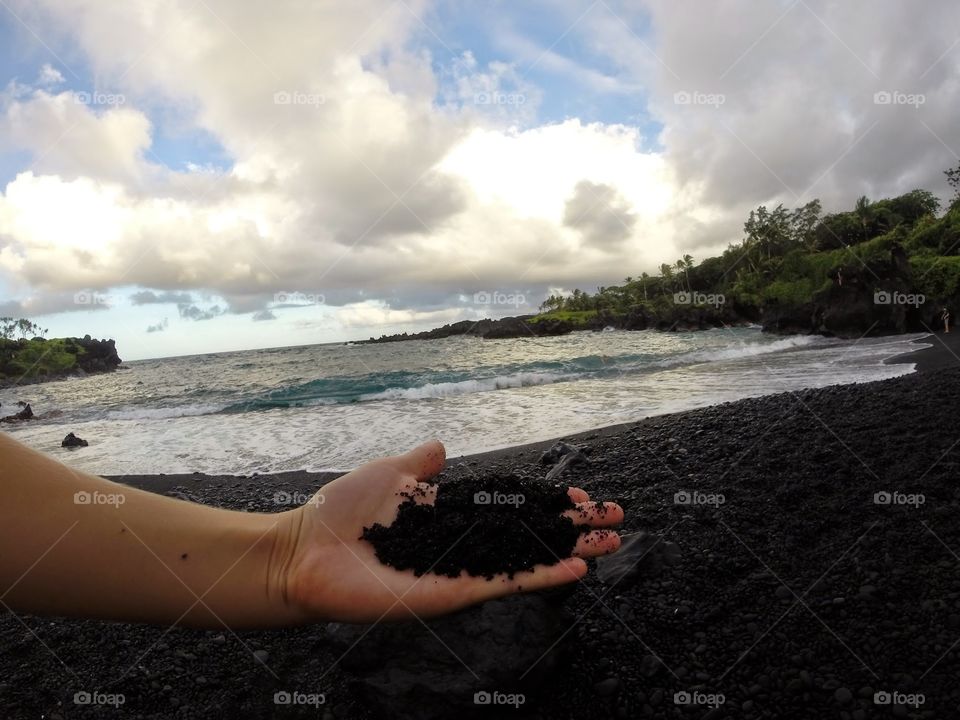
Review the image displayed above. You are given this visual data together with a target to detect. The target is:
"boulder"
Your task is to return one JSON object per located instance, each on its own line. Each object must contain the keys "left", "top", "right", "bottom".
{"left": 0, "top": 403, "right": 33, "bottom": 423}
{"left": 61, "top": 432, "right": 88, "bottom": 448}
{"left": 539, "top": 441, "right": 589, "bottom": 482}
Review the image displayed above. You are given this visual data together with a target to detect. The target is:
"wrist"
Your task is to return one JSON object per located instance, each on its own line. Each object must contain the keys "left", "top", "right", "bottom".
{"left": 262, "top": 506, "right": 315, "bottom": 626}
{"left": 182, "top": 506, "right": 312, "bottom": 629}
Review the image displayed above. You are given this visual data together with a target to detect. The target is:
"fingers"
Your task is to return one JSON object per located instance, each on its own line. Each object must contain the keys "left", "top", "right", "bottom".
{"left": 567, "top": 487, "right": 589, "bottom": 503}
{"left": 563, "top": 501, "right": 624, "bottom": 527}
{"left": 466, "top": 557, "right": 588, "bottom": 605}
{"left": 573, "top": 530, "right": 621, "bottom": 558}
{"left": 393, "top": 440, "right": 446, "bottom": 481}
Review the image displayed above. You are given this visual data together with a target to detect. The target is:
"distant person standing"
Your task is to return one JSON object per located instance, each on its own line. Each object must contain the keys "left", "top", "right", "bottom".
{"left": 942, "top": 307, "right": 952, "bottom": 333}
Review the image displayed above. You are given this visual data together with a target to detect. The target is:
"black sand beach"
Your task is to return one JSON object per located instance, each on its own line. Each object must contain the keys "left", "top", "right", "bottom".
{"left": 3, "top": 332, "right": 960, "bottom": 719}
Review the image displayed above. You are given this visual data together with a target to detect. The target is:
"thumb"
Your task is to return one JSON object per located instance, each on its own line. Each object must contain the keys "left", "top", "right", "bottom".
{"left": 395, "top": 439, "right": 446, "bottom": 481}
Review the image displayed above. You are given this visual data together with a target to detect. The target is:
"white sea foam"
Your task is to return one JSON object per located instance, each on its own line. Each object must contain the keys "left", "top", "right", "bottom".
{"left": 105, "top": 404, "right": 224, "bottom": 420}
{"left": 360, "top": 371, "right": 569, "bottom": 401}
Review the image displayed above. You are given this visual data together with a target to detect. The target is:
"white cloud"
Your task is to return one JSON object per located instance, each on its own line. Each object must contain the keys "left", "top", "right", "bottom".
{"left": 604, "top": 0, "right": 960, "bottom": 218}
{"left": 36, "top": 63, "right": 64, "bottom": 86}
{"left": 0, "top": 89, "right": 151, "bottom": 183}
{"left": 0, "top": 0, "right": 683, "bottom": 318}
{"left": 1, "top": 0, "right": 953, "bottom": 343}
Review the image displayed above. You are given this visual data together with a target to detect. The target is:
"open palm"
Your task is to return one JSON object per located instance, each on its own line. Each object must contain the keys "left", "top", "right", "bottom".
{"left": 284, "top": 440, "right": 623, "bottom": 622}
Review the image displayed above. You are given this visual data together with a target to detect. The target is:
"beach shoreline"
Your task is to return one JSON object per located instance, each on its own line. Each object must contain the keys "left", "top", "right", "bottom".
{"left": 5, "top": 333, "right": 960, "bottom": 718}
{"left": 106, "top": 329, "right": 952, "bottom": 492}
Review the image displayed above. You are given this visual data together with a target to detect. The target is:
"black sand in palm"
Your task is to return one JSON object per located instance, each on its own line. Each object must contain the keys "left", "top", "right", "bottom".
{"left": 361, "top": 473, "right": 589, "bottom": 579}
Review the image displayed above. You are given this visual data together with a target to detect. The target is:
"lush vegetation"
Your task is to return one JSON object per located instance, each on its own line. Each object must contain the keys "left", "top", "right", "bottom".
{"left": 0, "top": 320, "right": 122, "bottom": 384}
{"left": 0, "top": 337, "right": 87, "bottom": 381}
{"left": 534, "top": 166, "right": 960, "bottom": 324}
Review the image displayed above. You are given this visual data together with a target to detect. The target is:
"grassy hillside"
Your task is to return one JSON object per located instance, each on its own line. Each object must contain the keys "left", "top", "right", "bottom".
{"left": 0, "top": 335, "right": 121, "bottom": 385}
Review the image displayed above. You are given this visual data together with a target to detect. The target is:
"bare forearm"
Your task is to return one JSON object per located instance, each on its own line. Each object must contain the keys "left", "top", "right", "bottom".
{"left": 0, "top": 432, "right": 307, "bottom": 628}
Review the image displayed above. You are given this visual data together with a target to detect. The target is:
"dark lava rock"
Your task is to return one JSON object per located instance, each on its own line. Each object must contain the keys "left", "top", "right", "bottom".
{"left": 540, "top": 441, "right": 585, "bottom": 465}
{"left": 362, "top": 472, "right": 586, "bottom": 579}
{"left": 540, "top": 441, "right": 589, "bottom": 482}
{"left": 762, "top": 244, "right": 929, "bottom": 337}
{"left": 593, "top": 677, "right": 620, "bottom": 696}
{"left": 834, "top": 687, "right": 853, "bottom": 704}
{"left": 595, "top": 531, "right": 681, "bottom": 588}
{"left": 363, "top": 315, "right": 573, "bottom": 343}
{"left": 72, "top": 335, "right": 122, "bottom": 374}
{"left": 327, "top": 593, "right": 572, "bottom": 720}
{"left": 61, "top": 432, "right": 88, "bottom": 448}
{"left": 0, "top": 402, "right": 33, "bottom": 422}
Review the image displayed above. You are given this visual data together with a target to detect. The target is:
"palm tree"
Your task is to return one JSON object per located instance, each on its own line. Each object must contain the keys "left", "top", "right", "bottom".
{"left": 675, "top": 260, "right": 688, "bottom": 291}
{"left": 640, "top": 272, "right": 649, "bottom": 301}
{"left": 659, "top": 263, "right": 674, "bottom": 293}
{"left": 682, "top": 254, "right": 694, "bottom": 291}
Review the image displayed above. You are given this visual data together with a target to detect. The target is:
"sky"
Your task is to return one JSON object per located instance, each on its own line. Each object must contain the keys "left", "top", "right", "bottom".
{"left": 0, "top": 0, "right": 957, "bottom": 359}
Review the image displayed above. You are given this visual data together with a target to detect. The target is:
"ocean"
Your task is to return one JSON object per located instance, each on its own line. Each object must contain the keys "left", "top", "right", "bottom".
{"left": 0, "top": 327, "right": 927, "bottom": 475}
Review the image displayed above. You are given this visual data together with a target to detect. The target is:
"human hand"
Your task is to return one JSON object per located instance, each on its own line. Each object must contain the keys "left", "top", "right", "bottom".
{"left": 275, "top": 440, "right": 623, "bottom": 622}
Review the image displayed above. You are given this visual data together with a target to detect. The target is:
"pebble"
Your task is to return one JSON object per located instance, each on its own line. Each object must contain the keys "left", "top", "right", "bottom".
{"left": 253, "top": 649, "right": 270, "bottom": 664}
{"left": 594, "top": 677, "right": 620, "bottom": 696}
{"left": 639, "top": 654, "right": 663, "bottom": 677}
{"left": 834, "top": 687, "right": 853, "bottom": 704}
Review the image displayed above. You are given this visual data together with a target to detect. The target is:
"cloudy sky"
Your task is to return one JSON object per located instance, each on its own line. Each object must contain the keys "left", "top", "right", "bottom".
{"left": 0, "top": 0, "right": 957, "bottom": 359}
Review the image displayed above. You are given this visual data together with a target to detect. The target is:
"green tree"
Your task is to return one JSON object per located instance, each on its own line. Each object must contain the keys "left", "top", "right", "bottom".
{"left": 945, "top": 164, "right": 960, "bottom": 205}
{"left": 0, "top": 317, "right": 48, "bottom": 340}
{"left": 659, "top": 263, "right": 675, "bottom": 294}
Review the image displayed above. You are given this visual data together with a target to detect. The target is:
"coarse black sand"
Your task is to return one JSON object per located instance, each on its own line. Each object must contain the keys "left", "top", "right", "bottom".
{"left": 3, "top": 336, "right": 960, "bottom": 718}
{"left": 361, "top": 472, "right": 586, "bottom": 579}
{"left": 888, "top": 329, "right": 960, "bottom": 372}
